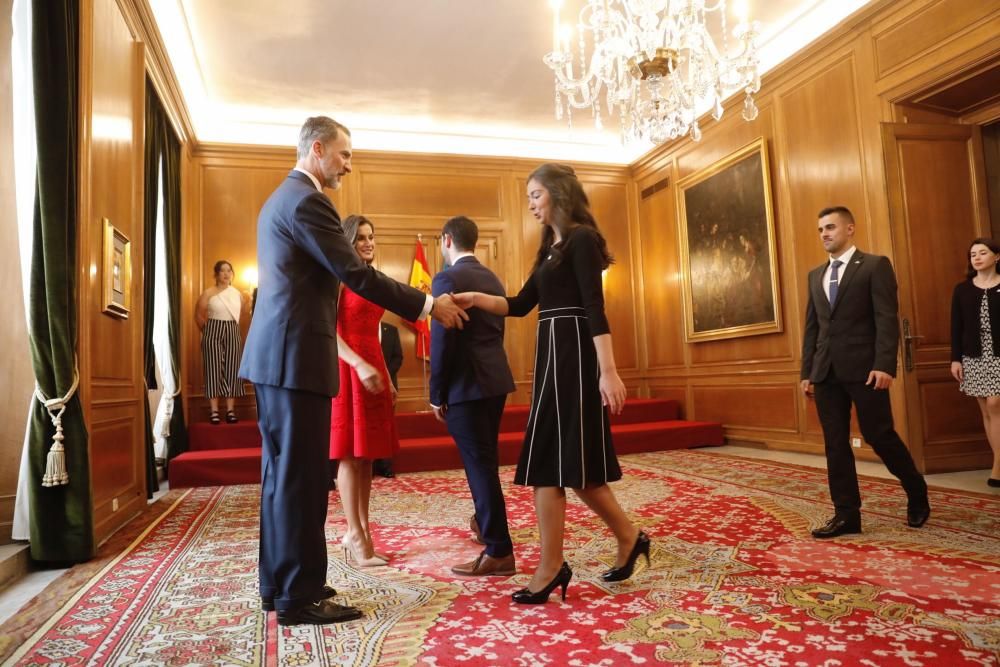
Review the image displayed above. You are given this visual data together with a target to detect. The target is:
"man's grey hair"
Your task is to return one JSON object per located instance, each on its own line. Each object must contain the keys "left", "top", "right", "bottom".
{"left": 296, "top": 116, "right": 351, "bottom": 160}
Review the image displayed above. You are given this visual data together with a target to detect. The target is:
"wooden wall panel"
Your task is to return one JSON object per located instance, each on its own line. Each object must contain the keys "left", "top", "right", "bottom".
{"left": 79, "top": 0, "right": 147, "bottom": 545}
{"left": 645, "top": 383, "right": 687, "bottom": 418}
{"left": 173, "top": 0, "right": 1000, "bottom": 475}
{"left": 359, "top": 172, "right": 503, "bottom": 218}
{"left": 692, "top": 385, "right": 798, "bottom": 431}
{"left": 637, "top": 185, "right": 686, "bottom": 370}
{"left": 187, "top": 151, "right": 634, "bottom": 416}
{"left": 873, "top": 0, "right": 999, "bottom": 78}
{"left": 586, "top": 182, "right": 638, "bottom": 372}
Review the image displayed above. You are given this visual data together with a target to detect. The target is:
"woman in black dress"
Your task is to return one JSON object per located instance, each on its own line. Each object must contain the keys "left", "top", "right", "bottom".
{"left": 950, "top": 237, "right": 1000, "bottom": 487}
{"left": 456, "top": 163, "right": 649, "bottom": 603}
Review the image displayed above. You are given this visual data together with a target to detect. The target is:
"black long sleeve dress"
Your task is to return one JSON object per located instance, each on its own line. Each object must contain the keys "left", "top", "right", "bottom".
{"left": 506, "top": 225, "right": 622, "bottom": 488}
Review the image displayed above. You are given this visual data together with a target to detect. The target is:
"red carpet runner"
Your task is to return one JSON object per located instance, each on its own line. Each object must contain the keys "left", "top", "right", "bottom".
{"left": 3, "top": 450, "right": 999, "bottom": 666}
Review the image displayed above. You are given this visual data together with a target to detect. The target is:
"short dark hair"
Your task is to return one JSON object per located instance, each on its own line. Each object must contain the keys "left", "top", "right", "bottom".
{"left": 442, "top": 216, "right": 478, "bottom": 251}
{"left": 818, "top": 206, "right": 855, "bottom": 224}
{"left": 966, "top": 237, "right": 1000, "bottom": 280}
{"left": 297, "top": 116, "right": 351, "bottom": 159}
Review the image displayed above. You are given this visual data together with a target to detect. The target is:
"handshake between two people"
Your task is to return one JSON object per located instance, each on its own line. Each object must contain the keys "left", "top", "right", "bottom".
{"left": 428, "top": 292, "right": 472, "bottom": 330}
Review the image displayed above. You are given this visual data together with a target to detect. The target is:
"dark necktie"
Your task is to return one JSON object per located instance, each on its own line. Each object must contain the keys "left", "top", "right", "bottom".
{"left": 829, "top": 259, "right": 844, "bottom": 305}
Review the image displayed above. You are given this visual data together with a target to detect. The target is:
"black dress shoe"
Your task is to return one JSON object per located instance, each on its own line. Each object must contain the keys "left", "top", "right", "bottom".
{"left": 262, "top": 584, "right": 337, "bottom": 612}
{"left": 906, "top": 506, "right": 930, "bottom": 528}
{"left": 276, "top": 599, "right": 363, "bottom": 626}
{"left": 988, "top": 478, "right": 1000, "bottom": 488}
{"left": 811, "top": 515, "right": 861, "bottom": 538}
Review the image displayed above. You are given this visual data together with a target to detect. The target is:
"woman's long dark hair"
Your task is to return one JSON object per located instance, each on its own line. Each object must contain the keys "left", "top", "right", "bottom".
{"left": 965, "top": 237, "right": 1000, "bottom": 279}
{"left": 528, "top": 163, "right": 613, "bottom": 271}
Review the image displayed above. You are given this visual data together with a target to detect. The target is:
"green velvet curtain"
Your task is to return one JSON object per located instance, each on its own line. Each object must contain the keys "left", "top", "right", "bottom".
{"left": 143, "top": 79, "right": 188, "bottom": 466}
{"left": 27, "top": 0, "right": 93, "bottom": 562}
{"left": 162, "top": 121, "right": 188, "bottom": 462}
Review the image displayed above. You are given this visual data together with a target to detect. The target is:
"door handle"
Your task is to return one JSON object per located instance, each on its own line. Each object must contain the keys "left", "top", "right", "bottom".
{"left": 901, "top": 318, "right": 924, "bottom": 372}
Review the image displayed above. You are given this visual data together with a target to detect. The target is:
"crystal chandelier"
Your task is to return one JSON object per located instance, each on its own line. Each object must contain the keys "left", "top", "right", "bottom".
{"left": 543, "top": 0, "right": 761, "bottom": 144}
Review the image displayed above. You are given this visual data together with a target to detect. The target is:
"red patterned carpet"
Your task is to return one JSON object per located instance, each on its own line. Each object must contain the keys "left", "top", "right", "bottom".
{"left": 2, "top": 450, "right": 999, "bottom": 666}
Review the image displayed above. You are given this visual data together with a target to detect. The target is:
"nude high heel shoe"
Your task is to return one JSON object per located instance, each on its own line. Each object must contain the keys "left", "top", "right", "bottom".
{"left": 342, "top": 534, "right": 388, "bottom": 567}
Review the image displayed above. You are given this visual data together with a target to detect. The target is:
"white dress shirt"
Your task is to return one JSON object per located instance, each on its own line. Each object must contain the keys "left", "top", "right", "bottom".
{"left": 822, "top": 245, "right": 857, "bottom": 302}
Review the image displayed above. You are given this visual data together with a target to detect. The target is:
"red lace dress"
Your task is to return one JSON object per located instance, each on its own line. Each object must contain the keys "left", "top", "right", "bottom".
{"left": 329, "top": 287, "right": 399, "bottom": 460}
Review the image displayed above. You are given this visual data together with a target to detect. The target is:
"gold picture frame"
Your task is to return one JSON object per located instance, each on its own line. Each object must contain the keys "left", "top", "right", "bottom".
{"left": 677, "top": 137, "right": 782, "bottom": 342}
{"left": 102, "top": 218, "right": 131, "bottom": 318}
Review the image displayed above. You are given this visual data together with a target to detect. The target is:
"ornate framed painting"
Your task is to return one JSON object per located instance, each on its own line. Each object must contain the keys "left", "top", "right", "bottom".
{"left": 102, "top": 218, "right": 131, "bottom": 318}
{"left": 677, "top": 137, "right": 781, "bottom": 342}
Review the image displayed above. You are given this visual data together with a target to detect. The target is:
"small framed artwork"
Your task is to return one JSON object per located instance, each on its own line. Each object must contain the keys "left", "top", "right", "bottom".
{"left": 102, "top": 218, "right": 131, "bottom": 318}
{"left": 677, "top": 137, "right": 782, "bottom": 342}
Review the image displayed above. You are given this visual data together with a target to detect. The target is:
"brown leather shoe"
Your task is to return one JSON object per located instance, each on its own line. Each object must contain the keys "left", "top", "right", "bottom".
{"left": 451, "top": 551, "right": 515, "bottom": 576}
{"left": 469, "top": 514, "right": 485, "bottom": 545}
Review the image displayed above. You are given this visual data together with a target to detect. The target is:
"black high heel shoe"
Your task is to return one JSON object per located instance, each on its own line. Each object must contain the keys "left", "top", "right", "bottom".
{"left": 512, "top": 562, "right": 572, "bottom": 604}
{"left": 601, "top": 531, "right": 650, "bottom": 582}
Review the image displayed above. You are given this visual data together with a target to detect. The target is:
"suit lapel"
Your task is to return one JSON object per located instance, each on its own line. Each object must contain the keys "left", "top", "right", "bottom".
{"left": 831, "top": 251, "right": 865, "bottom": 313}
{"left": 810, "top": 264, "right": 831, "bottom": 316}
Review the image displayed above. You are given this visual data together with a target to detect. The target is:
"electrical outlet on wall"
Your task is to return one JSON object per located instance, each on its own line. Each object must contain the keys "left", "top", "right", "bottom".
{"left": 851, "top": 437, "right": 862, "bottom": 448}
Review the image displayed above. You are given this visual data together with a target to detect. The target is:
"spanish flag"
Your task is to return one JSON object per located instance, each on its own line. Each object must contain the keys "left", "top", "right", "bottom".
{"left": 408, "top": 239, "right": 433, "bottom": 360}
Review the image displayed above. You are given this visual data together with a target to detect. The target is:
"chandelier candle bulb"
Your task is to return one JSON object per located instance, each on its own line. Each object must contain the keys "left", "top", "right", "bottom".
{"left": 542, "top": 0, "right": 761, "bottom": 145}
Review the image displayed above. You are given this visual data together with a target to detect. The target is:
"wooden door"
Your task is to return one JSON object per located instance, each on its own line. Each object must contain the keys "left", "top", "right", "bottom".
{"left": 882, "top": 122, "right": 993, "bottom": 473}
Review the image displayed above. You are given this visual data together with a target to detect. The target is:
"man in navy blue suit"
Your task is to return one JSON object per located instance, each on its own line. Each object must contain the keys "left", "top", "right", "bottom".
{"left": 430, "top": 216, "right": 517, "bottom": 576}
{"left": 240, "top": 117, "right": 467, "bottom": 625}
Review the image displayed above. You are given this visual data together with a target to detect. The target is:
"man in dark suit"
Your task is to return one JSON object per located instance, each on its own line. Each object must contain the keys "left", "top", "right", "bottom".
{"left": 373, "top": 321, "right": 403, "bottom": 478}
{"left": 239, "top": 116, "right": 467, "bottom": 625}
{"left": 800, "top": 206, "right": 930, "bottom": 538}
{"left": 430, "top": 216, "right": 517, "bottom": 576}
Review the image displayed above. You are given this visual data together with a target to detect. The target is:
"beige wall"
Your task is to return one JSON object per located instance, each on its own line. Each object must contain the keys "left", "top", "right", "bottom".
{"left": 76, "top": 0, "right": 148, "bottom": 544}
{"left": 0, "top": 0, "right": 35, "bottom": 544}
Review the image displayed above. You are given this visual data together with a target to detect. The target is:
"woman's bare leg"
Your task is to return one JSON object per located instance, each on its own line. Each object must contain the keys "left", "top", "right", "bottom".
{"left": 573, "top": 484, "right": 640, "bottom": 567}
{"left": 526, "top": 486, "right": 567, "bottom": 592}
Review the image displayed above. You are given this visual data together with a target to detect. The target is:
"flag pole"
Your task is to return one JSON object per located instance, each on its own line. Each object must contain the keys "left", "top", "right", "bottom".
{"left": 418, "top": 233, "right": 429, "bottom": 407}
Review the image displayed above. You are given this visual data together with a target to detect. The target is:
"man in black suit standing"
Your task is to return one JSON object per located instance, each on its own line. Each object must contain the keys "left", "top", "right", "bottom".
{"left": 430, "top": 216, "right": 517, "bottom": 576}
{"left": 800, "top": 206, "right": 930, "bottom": 538}
{"left": 373, "top": 321, "right": 403, "bottom": 478}
{"left": 240, "top": 116, "right": 467, "bottom": 625}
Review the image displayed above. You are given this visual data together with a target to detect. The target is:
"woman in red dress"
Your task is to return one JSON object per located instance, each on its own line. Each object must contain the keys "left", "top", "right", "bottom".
{"left": 330, "top": 215, "right": 399, "bottom": 567}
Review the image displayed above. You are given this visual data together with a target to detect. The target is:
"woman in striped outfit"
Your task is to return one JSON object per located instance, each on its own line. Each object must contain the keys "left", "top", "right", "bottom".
{"left": 196, "top": 260, "right": 247, "bottom": 424}
{"left": 456, "top": 163, "right": 649, "bottom": 604}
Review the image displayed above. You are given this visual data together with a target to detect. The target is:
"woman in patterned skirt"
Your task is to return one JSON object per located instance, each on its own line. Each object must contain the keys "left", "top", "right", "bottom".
{"left": 456, "top": 163, "right": 649, "bottom": 603}
{"left": 196, "top": 260, "right": 247, "bottom": 424}
{"left": 950, "top": 238, "right": 1000, "bottom": 487}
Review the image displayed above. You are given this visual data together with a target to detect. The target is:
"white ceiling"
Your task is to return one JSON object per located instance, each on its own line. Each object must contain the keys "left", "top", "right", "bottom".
{"left": 149, "top": 0, "right": 873, "bottom": 163}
